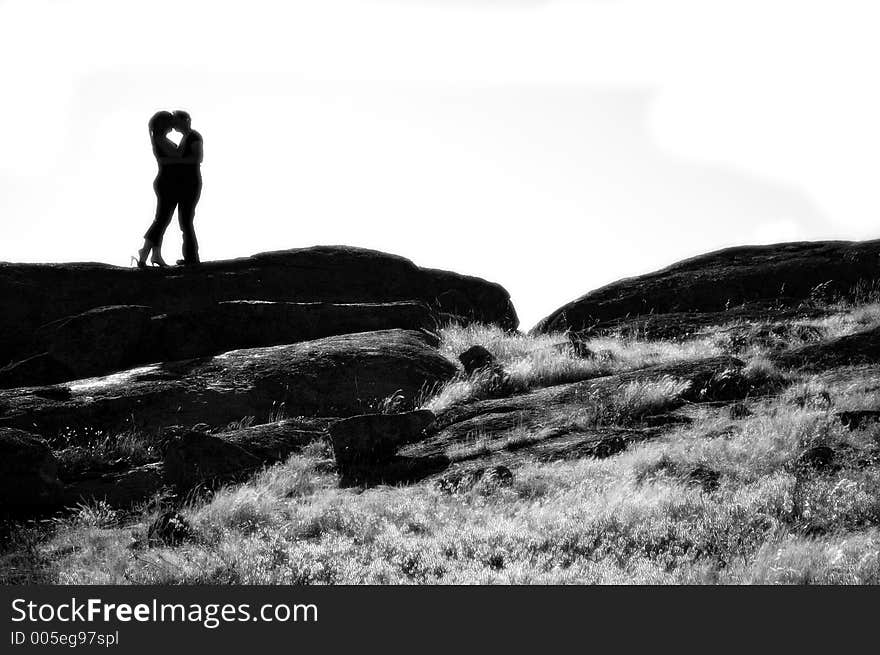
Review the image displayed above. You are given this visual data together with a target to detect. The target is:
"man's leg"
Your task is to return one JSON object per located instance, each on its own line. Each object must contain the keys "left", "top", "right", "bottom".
{"left": 177, "top": 180, "right": 202, "bottom": 263}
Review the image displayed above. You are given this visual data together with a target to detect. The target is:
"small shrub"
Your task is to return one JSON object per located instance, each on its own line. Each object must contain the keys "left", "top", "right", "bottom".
{"left": 69, "top": 501, "right": 119, "bottom": 529}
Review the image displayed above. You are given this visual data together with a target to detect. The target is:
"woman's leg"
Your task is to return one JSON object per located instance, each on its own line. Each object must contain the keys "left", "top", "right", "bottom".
{"left": 137, "top": 238, "right": 153, "bottom": 265}
{"left": 144, "top": 177, "right": 177, "bottom": 264}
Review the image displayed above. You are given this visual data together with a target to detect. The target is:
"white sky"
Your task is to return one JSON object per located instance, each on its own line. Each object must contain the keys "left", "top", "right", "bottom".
{"left": 2, "top": 0, "right": 878, "bottom": 329}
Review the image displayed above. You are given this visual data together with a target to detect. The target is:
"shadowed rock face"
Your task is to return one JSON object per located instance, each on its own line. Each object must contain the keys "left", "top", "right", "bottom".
{"left": 774, "top": 326, "right": 880, "bottom": 372}
{"left": 329, "top": 410, "right": 436, "bottom": 471}
{"left": 0, "top": 329, "right": 457, "bottom": 437}
{"left": 0, "top": 245, "right": 518, "bottom": 366}
{"left": 163, "top": 419, "right": 331, "bottom": 490}
{"left": 0, "top": 300, "right": 438, "bottom": 388}
{"left": 61, "top": 463, "right": 165, "bottom": 510}
{"left": 532, "top": 240, "right": 880, "bottom": 334}
{"left": 57, "top": 419, "right": 335, "bottom": 508}
{"left": 0, "top": 428, "right": 63, "bottom": 511}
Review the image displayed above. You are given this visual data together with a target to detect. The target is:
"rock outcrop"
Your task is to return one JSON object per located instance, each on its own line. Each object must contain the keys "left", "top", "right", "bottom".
{"left": 0, "top": 246, "right": 518, "bottom": 367}
{"left": 0, "top": 428, "right": 63, "bottom": 511}
{"left": 328, "top": 355, "right": 748, "bottom": 487}
{"left": 0, "top": 300, "right": 437, "bottom": 388}
{"left": 425, "top": 355, "right": 747, "bottom": 446}
{"left": 329, "top": 410, "right": 436, "bottom": 472}
{"left": 56, "top": 419, "right": 335, "bottom": 507}
{"left": 163, "top": 418, "right": 331, "bottom": 489}
{"left": 458, "top": 345, "right": 498, "bottom": 376}
{"left": 533, "top": 240, "right": 880, "bottom": 334}
{"left": 61, "top": 463, "right": 166, "bottom": 509}
{"left": 0, "top": 329, "right": 456, "bottom": 437}
{"left": 774, "top": 326, "right": 880, "bottom": 372}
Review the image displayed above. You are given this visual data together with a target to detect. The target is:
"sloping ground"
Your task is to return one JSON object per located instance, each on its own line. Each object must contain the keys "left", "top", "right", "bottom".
{"left": 574, "top": 306, "right": 830, "bottom": 342}
{"left": 533, "top": 240, "right": 880, "bottom": 334}
{"left": 9, "top": 240, "right": 880, "bottom": 584}
{"left": 0, "top": 245, "right": 518, "bottom": 366}
{"left": 0, "top": 329, "right": 455, "bottom": 437}
{"left": 29, "top": 311, "right": 880, "bottom": 584}
{"left": 426, "top": 356, "right": 744, "bottom": 439}
{"left": 407, "top": 323, "right": 880, "bottom": 489}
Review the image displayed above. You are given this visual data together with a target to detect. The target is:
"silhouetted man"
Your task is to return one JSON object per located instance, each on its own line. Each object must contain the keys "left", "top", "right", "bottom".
{"left": 171, "top": 110, "right": 203, "bottom": 265}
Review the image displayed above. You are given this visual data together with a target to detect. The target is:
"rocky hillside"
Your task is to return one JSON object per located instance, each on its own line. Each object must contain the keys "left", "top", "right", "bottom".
{"left": 0, "top": 246, "right": 517, "bottom": 388}
{"left": 0, "top": 246, "right": 518, "bottom": 374}
{"left": 532, "top": 240, "right": 880, "bottom": 335}
{"left": 0, "top": 247, "right": 514, "bottom": 512}
{"left": 6, "top": 240, "right": 880, "bottom": 585}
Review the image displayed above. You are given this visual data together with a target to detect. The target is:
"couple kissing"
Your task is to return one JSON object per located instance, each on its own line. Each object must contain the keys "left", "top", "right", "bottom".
{"left": 135, "top": 109, "right": 203, "bottom": 268}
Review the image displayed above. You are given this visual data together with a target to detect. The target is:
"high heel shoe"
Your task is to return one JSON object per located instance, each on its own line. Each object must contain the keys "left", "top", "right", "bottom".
{"left": 131, "top": 255, "right": 146, "bottom": 269}
{"left": 150, "top": 255, "right": 168, "bottom": 268}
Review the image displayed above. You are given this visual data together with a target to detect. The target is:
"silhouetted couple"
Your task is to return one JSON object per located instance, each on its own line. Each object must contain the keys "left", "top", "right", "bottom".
{"left": 136, "top": 110, "right": 203, "bottom": 268}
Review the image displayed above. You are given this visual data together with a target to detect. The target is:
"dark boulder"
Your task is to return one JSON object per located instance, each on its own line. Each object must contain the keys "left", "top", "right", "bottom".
{"left": 686, "top": 363, "right": 756, "bottom": 403}
{"left": 795, "top": 445, "right": 837, "bottom": 473}
{"left": 163, "top": 419, "right": 330, "bottom": 489}
{"left": 458, "top": 345, "right": 497, "bottom": 376}
{"left": 163, "top": 431, "right": 262, "bottom": 490}
{"left": 0, "top": 329, "right": 457, "bottom": 437}
{"left": 36, "top": 305, "right": 154, "bottom": 377}
{"left": 155, "top": 300, "right": 437, "bottom": 363}
{"left": 0, "top": 428, "right": 63, "bottom": 511}
{"left": 0, "top": 246, "right": 518, "bottom": 366}
{"left": 0, "top": 353, "right": 74, "bottom": 389}
{"left": 0, "top": 306, "right": 153, "bottom": 389}
{"left": 836, "top": 410, "right": 880, "bottom": 431}
{"left": 457, "top": 345, "right": 511, "bottom": 396}
{"left": 62, "top": 463, "right": 166, "bottom": 509}
{"left": 329, "top": 410, "right": 436, "bottom": 471}
{"left": 532, "top": 240, "right": 880, "bottom": 334}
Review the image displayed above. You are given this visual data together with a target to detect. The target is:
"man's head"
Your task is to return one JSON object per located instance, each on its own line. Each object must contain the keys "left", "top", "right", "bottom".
{"left": 173, "top": 110, "right": 192, "bottom": 133}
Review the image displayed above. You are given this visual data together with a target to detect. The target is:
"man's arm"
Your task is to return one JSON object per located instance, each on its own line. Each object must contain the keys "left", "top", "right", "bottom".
{"left": 164, "top": 133, "right": 203, "bottom": 165}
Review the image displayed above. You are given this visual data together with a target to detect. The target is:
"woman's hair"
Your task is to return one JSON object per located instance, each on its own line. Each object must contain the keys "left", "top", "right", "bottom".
{"left": 148, "top": 111, "right": 174, "bottom": 136}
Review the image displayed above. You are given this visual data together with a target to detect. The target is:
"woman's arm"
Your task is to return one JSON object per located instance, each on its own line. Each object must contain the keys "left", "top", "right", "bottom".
{"left": 152, "top": 136, "right": 181, "bottom": 162}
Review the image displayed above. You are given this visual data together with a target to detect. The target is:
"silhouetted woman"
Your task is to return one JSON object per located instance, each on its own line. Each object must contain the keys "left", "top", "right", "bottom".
{"left": 135, "top": 111, "right": 180, "bottom": 267}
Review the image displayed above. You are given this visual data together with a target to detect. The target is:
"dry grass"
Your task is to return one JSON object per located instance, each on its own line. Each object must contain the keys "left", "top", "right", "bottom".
{"left": 32, "top": 395, "right": 880, "bottom": 584}
{"left": 810, "top": 303, "right": 880, "bottom": 340}
{"left": 54, "top": 427, "right": 158, "bottom": 478}
{"left": 425, "top": 323, "right": 720, "bottom": 412}
{"left": 16, "top": 304, "right": 880, "bottom": 585}
{"left": 38, "top": 364, "right": 880, "bottom": 585}
{"left": 38, "top": 397, "right": 880, "bottom": 584}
